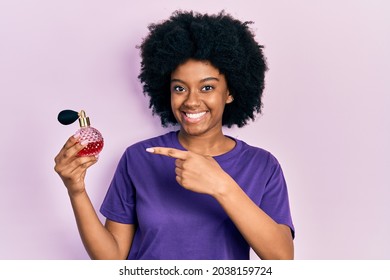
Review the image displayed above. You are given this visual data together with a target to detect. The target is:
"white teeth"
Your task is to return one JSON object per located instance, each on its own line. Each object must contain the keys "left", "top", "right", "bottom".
{"left": 185, "top": 112, "right": 206, "bottom": 119}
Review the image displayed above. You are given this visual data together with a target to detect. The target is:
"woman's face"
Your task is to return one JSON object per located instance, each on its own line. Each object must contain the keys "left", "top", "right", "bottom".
{"left": 170, "top": 59, "right": 233, "bottom": 137}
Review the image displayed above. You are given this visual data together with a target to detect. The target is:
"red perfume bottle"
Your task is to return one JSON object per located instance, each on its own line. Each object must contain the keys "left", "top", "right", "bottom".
{"left": 58, "top": 109, "right": 104, "bottom": 157}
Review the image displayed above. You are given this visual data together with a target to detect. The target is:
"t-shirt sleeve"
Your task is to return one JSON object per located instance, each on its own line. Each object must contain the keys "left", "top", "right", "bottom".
{"left": 100, "top": 151, "right": 137, "bottom": 224}
{"left": 260, "top": 155, "right": 295, "bottom": 239}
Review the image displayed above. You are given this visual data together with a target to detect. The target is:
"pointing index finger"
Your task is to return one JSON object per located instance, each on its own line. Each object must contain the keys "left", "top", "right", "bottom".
{"left": 146, "top": 147, "right": 188, "bottom": 159}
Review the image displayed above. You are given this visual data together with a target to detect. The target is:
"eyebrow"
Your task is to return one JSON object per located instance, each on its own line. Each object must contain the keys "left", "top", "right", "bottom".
{"left": 170, "top": 77, "right": 220, "bottom": 84}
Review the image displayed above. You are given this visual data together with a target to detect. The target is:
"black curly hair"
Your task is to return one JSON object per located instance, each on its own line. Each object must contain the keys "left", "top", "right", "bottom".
{"left": 138, "top": 10, "right": 268, "bottom": 128}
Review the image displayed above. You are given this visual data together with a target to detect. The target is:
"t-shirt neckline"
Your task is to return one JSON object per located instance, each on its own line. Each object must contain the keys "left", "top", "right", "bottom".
{"left": 169, "top": 130, "right": 243, "bottom": 162}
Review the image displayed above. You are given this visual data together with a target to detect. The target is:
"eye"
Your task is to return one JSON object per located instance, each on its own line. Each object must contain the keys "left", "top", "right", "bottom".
{"left": 201, "top": 85, "right": 214, "bottom": 92}
{"left": 172, "top": 85, "right": 186, "bottom": 92}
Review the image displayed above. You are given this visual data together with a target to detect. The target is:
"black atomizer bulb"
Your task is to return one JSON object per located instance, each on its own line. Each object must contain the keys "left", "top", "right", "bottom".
{"left": 58, "top": 109, "right": 104, "bottom": 156}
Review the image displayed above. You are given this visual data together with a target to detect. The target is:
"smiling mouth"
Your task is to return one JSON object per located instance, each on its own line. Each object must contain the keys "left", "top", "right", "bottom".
{"left": 185, "top": 112, "right": 206, "bottom": 119}
{"left": 181, "top": 111, "right": 208, "bottom": 123}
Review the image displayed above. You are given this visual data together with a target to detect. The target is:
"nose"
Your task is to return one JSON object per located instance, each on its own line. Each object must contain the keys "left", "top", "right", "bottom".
{"left": 183, "top": 90, "right": 201, "bottom": 108}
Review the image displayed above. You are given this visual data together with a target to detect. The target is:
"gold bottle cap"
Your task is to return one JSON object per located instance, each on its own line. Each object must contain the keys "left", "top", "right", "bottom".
{"left": 78, "top": 110, "right": 91, "bottom": 127}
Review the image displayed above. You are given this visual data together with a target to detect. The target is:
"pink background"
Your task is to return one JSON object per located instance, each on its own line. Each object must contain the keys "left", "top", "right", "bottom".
{"left": 0, "top": 0, "right": 389, "bottom": 259}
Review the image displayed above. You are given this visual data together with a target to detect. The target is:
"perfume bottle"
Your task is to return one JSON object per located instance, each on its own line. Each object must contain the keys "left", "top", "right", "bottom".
{"left": 58, "top": 109, "right": 104, "bottom": 156}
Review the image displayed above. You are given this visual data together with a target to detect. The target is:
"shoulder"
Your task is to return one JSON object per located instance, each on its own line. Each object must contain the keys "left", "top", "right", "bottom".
{"left": 116, "top": 131, "right": 176, "bottom": 169}
{"left": 234, "top": 138, "right": 281, "bottom": 170}
{"left": 120, "top": 131, "right": 178, "bottom": 163}
{"left": 125, "top": 131, "right": 176, "bottom": 153}
{"left": 239, "top": 139, "right": 278, "bottom": 161}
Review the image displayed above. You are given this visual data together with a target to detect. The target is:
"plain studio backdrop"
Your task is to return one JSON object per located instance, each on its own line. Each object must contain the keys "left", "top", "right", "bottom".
{"left": 0, "top": 0, "right": 389, "bottom": 259}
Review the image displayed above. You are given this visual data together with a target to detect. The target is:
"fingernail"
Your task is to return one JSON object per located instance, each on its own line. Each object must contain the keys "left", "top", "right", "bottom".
{"left": 146, "top": 148, "right": 154, "bottom": 153}
{"left": 73, "top": 133, "right": 80, "bottom": 139}
{"left": 95, "top": 154, "right": 99, "bottom": 160}
{"left": 80, "top": 140, "right": 89, "bottom": 146}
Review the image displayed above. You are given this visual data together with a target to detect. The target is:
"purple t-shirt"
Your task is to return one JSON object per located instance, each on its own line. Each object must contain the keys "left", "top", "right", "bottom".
{"left": 100, "top": 131, "right": 294, "bottom": 259}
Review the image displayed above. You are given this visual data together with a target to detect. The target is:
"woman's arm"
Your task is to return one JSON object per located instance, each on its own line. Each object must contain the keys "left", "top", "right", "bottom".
{"left": 55, "top": 135, "right": 135, "bottom": 259}
{"left": 68, "top": 190, "right": 135, "bottom": 259}
{"left": 211, "top": 179, "right": 293, "bottom": 260}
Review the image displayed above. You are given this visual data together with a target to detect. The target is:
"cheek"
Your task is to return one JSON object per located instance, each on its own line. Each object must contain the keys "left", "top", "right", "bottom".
{"left": 170, "top": 95, "right": 181, "bottom": 112}
{"left": 210, "top": 96, "right": 228, "bottom": 110}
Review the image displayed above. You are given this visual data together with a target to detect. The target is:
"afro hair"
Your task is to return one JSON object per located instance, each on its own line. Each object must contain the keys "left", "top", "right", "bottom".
{"left": 138, "top": 10, "right": 268, "bottom": 128}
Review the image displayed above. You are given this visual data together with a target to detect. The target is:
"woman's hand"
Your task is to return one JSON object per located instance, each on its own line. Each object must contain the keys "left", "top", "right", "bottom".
{"left": 146, "top": 147, "right": 233, "bottom": 195}
{"left": 54, "top": 134, "right": 98, "bottom": 196}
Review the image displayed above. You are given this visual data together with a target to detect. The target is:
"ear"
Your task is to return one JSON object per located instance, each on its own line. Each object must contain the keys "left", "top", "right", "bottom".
{"left": 225, "top": 90, "right": 234, "bottom": 104}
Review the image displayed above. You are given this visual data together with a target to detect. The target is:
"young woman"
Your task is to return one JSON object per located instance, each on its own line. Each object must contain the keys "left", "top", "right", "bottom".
{"left": 54, "top": 11, "right": 295, "bottom": 260}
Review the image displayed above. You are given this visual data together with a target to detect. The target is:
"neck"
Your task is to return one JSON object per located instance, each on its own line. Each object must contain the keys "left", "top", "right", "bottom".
{"left": 178, "top": 129, "right": 235, "bottom": 156}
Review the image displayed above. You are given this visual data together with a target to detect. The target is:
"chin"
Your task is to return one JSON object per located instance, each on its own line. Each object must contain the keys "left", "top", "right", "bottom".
{"left": 180, "top": 124, "right": 208, "bottom": 137}
{"left": 181, "top": 128, "right": 204, "bottom": 136}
